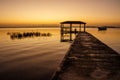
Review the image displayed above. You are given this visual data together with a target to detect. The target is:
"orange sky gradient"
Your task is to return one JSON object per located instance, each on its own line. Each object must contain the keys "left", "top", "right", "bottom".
{"left": 0, "top": 0, "right": 120, "bottom": 26}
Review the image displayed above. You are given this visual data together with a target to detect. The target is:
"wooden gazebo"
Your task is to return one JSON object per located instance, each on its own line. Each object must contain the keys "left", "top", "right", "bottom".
{"left": 60, "top": 21, "right": 86, "bottom": 41}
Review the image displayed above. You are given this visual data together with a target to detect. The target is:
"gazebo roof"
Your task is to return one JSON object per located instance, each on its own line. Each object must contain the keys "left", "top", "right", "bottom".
{"left": 61, "top": 21, "right": 86, "bottom": 24}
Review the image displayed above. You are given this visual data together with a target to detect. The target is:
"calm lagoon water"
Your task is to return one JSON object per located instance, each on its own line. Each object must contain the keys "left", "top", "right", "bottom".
{"left": 87, "top": 28, "right": 120, "bottom": 53}
{"left": 0, "top": 28, "right": 120, "bottom": 80}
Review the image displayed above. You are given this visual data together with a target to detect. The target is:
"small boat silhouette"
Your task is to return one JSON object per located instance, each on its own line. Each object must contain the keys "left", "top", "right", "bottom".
{"left": 98, "top": 26, "right": 107, "bottom": 30}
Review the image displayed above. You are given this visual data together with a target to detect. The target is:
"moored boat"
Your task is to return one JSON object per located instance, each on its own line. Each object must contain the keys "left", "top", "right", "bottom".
{"left": 98, "top": 26, "right": 107, "bottom": 30}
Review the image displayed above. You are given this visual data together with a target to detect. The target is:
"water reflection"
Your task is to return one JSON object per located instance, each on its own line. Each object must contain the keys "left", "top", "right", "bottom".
{"left": 7, "top": 32, "right": 52, "bottom": 40}
{"left": 60, "top": 30, "right": 78, "bottom": 42}
{"left": 0, "top": 28, "right": 119, "bottom": 80}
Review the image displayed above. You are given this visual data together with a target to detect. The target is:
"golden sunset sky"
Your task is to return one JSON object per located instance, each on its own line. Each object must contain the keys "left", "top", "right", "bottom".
{"left": 0, "top": 0, "right": 120, "bottom": 26}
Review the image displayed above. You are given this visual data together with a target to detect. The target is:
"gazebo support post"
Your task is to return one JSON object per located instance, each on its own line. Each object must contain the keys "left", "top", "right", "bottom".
{"left": 79, "top": 24, "right": 81, "bottom": 32}
{"left": 61, "top": 24, "right": 64, "bottom": 41}
{"left": 84, "top": 24, "right": 86, "bottom": 32}
{"left": 70, "top": 24, "right": 72, "bottom": 41}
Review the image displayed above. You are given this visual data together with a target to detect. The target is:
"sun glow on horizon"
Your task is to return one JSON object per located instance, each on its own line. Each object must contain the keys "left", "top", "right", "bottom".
{"left": 0, "top": 0, "right": 120, "bottom": 26}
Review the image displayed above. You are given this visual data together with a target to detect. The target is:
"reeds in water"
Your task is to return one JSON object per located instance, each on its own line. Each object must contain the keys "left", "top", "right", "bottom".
{"left": 7, "top": 32, "right": 52, "bottom": 40}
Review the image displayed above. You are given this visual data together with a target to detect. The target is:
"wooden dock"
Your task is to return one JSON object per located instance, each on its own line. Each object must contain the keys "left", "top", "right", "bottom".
{"left": 52, "top": 32, "right": 120, "bottom": 80}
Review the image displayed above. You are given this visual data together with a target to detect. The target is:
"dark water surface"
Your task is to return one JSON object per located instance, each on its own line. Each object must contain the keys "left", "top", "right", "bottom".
{"left": 0, "top": 28, "right": 120, "bottom": 80}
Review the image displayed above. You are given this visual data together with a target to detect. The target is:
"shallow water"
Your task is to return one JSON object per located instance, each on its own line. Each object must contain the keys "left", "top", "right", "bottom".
{"left": 0, "top": 28, "right": 120, "bottom": 80}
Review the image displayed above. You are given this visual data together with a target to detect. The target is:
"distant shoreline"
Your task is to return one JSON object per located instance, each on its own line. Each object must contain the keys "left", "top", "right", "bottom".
{"left": 0, "top": 26, "right": 120, "bottom": 28}
{"left": 0, "top": 27, "right": 59, "bottom": 28}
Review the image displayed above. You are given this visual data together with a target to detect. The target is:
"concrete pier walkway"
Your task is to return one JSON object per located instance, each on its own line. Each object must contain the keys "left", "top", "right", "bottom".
{"left": 52, "top": 32, "right": 120, "bottom": 80}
